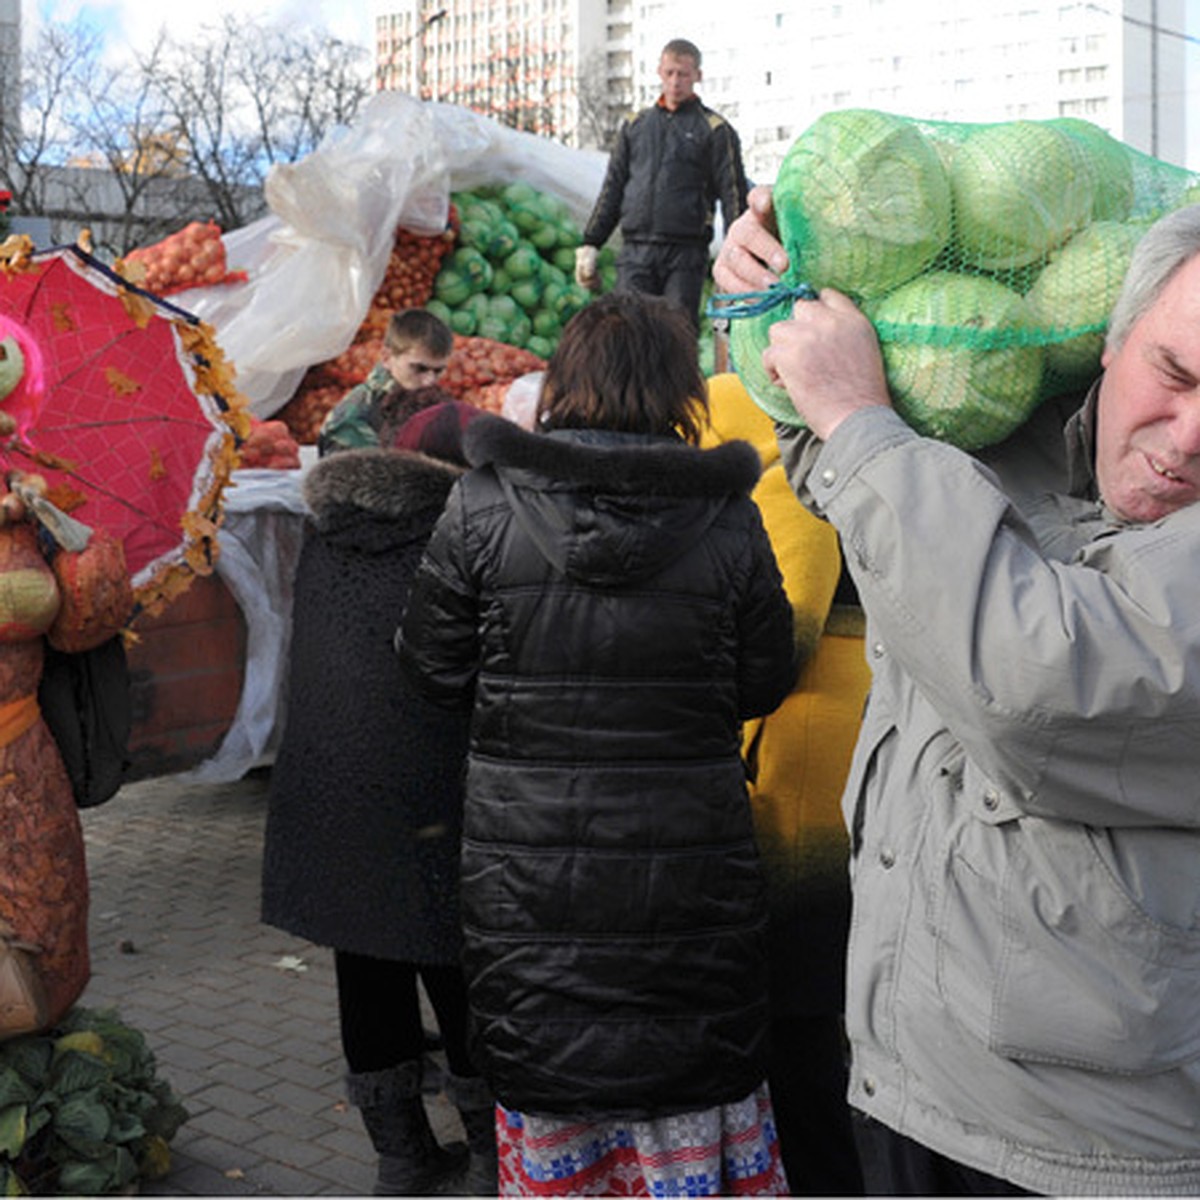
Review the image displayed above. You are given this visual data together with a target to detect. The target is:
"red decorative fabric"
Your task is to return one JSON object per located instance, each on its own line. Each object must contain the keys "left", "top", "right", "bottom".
{"left": 495, "top": 1085, "right": 789, "bottom": 1197}
{"left": 0, "top": 247, "right": 235, "bottom": 599}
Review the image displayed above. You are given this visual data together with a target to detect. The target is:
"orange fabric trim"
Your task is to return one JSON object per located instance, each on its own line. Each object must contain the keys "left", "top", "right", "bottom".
{"left": 0, "top": 693, "right": 38, "bottom": 748}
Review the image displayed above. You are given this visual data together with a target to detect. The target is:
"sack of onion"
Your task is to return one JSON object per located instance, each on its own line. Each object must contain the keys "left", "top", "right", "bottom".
{"left": 123, "top": 221, "right": 247, "bottom": 297}
{"left": 236, "top": 418, "right": 302, "bottom": 471}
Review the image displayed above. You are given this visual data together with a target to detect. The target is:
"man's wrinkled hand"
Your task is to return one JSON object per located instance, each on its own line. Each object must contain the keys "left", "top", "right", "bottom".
{"left": 574, "top": 245, "right": 600, "bottom": 291}
{"left": 714, "top": 186, "right": 788, "bottom": 294}
{"left": 762, "top": 289, "right": 893, "bottom": 442}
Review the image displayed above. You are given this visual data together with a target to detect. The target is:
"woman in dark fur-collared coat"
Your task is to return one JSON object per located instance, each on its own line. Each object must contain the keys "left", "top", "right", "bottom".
{"left": 261, "top": 402, "right": 496, "bottom": 1197}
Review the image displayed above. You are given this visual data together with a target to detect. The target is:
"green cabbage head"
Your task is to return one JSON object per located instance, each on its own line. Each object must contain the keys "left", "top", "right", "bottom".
{"left": 774, "top": 108, "right": 952, "bottom": 300}
{"left": 1048, "top": 117, "right": 1135, "bottom": 222}
{"left": 871, "top": 271, "right": 1044, "bottom": 449}
{"left": 728, "top": 302, "right": 802, "bottom": 427}
{"left": 1025, "top": 220, "right": 1143, "bottom": 389}
{"left": 950, "top": 121, "right": 1095, "bottom": 271}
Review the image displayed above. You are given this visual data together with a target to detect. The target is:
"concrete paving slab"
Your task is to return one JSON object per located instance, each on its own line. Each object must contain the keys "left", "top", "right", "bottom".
{"left": 80, "top": 770, "right": 465, "bottom": 1197}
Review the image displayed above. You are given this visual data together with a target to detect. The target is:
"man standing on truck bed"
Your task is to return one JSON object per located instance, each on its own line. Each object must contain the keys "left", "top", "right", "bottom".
{"left": 574, "top": 38, "right": 748, "bottom": 334}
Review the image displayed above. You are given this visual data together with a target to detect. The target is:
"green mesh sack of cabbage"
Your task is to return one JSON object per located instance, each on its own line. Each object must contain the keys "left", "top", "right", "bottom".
{"left": 727, "top": 109, "right": 1200, "bottom": 449}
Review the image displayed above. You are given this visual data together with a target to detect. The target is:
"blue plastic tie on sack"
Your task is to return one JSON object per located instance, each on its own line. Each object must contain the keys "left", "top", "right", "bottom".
{"left": 705, "top": 281, "right": 818, "bottom": 321}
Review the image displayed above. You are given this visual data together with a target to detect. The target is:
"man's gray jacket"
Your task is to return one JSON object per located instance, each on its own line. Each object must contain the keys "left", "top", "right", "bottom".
{"left": 778, "top": 388, "right": 1200, "bottom": 1195}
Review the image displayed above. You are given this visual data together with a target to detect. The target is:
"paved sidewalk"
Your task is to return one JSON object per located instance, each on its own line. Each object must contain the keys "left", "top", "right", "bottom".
{"left": 79, "top": 769, "right": 463, "bottom": 1197}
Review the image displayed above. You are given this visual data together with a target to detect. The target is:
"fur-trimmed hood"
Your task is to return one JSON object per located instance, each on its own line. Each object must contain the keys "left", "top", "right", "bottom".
{"left": 461, "top": 413, "right": 764, "bottom": 586}
{"left": 303, "top": 447, "right": 462, "bottom": 527}
{"left": 265, "top": 450, "right": 470, "bottom": 967}
{"left": 464, "top": 412, "right": 762, "bottom": 496}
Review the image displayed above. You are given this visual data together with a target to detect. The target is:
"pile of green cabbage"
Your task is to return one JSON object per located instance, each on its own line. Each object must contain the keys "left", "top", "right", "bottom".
{"left": 730, "top": 110, "right": 1200, "bottom": 449}
{"left": 427, "top": 184, "right": 612, "bottom": 360}
{"left": 0, "top": 1006, "right": 188, "bottom": 1196}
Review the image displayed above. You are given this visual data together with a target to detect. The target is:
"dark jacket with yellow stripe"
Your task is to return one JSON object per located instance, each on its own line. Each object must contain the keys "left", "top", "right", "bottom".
{"left": 582, "top": 95, "right": 747, "bottom": 249}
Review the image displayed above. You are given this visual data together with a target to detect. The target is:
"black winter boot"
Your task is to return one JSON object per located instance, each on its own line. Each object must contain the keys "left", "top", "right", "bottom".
{"left": 447, "top": 1072, "right": 499, "bottom": 1196}
{"left": 346, "top": 1060, "right": 467, "bottom": 1196}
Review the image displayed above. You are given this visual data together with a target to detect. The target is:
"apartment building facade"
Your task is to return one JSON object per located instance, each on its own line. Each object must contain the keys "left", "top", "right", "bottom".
{"left": 371, "top": 0, "right": 609, "bottom": 144}
{"left": 373, "top": 0, "right": 1195, "bottom": 178}
{"left": 681, "top": 0, "right": 1192, "bottom": 183}
{"left": 0, "top": 0, "right": 19, "bottom": 160}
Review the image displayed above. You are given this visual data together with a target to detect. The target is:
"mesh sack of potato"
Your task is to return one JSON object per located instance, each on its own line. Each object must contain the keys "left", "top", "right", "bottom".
{"left": 723, "top": 109, "right": 1200, "bottom": 449}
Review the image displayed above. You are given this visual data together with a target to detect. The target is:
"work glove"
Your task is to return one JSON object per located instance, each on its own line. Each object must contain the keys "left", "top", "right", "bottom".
{"left": 574, "top": 245, "right": 599, "bottom": 291}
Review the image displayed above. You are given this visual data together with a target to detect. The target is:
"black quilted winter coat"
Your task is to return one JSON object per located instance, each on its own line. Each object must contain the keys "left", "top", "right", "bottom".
{"left": 396, "top": 414, "right": 797, "bottom": 1119}
{"left": 261, "top": 448, "right": 470, "bottom": 964}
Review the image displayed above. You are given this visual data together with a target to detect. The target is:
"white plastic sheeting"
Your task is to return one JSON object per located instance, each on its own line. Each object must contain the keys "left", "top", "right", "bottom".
{"left": 176, "top": 465, "right": 311, "bottom": 783}
{"left": 174, "top": 97, "right": 608, "bottom": 781}
{"left": 184, "top": 93, "right": 608, "bottom": 419}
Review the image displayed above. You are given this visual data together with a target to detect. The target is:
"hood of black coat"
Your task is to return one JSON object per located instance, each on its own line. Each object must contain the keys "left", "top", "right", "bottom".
{"left": 302, "top": 447, "right": 461, "bottom": 553}
{"left": 463, "top": 413, "right": 762, "bottom": 586}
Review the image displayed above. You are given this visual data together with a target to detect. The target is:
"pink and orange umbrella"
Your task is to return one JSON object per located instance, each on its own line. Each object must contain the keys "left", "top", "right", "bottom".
{"left": 0, "top": 237, "right": 249, "bottom": 614}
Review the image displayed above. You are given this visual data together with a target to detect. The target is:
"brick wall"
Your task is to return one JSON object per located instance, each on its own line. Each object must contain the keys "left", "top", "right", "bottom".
{"left": 125, "top": 574, "right": 247, "bottom": 780}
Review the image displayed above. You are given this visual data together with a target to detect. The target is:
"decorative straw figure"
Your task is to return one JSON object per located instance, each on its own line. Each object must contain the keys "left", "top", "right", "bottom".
{"left": 0, "top": 315, "right": 134, "bottom": 1038}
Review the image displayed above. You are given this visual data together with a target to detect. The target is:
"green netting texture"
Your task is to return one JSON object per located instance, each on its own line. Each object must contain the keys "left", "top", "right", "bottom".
{"left": 726, "top": 109, "right": 1200, "bottom": 449}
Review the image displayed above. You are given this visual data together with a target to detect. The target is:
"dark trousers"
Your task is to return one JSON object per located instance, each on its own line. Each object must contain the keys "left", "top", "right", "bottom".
{"left": 852, "top": 1112, "right": 1035, "bottom": 1196}
{"left": 615, "top": 240, "right": 710, "bottom": 332}
{"left": 334, "top": 949, "right": 476, "bottom": 1078}
{"left": 769, "top": 1014, "right": 865, "bottom": 1196}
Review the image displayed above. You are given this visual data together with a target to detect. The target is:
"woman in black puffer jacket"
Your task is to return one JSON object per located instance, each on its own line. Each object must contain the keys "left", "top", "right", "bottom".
{"left": 396, "top": 293, "right": 797, "bottom": 1197}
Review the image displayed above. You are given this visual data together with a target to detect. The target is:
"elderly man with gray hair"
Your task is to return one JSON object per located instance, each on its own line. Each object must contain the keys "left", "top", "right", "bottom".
{"left": 716, "top": 195, "right": 1200, "bottom": 1196}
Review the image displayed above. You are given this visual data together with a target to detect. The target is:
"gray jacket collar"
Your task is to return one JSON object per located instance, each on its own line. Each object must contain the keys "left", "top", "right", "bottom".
{"left": 1063, "top": 377, "right": 1102, "bottom": 501}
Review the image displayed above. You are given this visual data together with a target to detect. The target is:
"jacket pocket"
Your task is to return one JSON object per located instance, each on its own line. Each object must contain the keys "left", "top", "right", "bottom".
{"left": 841, "top": 709, "right": 893, "bottom": 861}
{"left": 937, "top": 815, "right": 1200, "bottom": 1074}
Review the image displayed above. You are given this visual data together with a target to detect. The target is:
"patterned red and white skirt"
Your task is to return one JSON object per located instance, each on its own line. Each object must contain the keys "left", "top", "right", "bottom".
{"left": 495, "top": 1083, "right": 789, "bottom": 1197}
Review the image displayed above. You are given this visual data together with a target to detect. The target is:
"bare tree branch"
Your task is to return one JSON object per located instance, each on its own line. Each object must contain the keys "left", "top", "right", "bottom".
{"left": 574, "top": 51, "right": 628, "bottom": 152}
{"left": 4, "top": 14, "right": 372, "bottom": 249}
{"left": 0, "top": 23, "right": 101, "bottom": 214}
{"left": 151, "top": 15, "right": 371, "bottom": 231}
